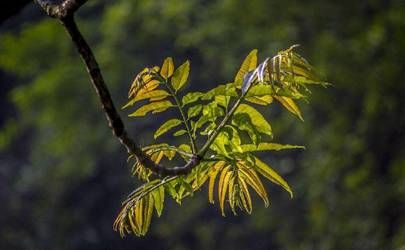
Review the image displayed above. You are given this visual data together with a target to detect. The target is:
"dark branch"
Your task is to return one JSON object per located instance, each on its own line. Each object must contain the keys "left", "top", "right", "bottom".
{"left": 36, "top": 0, "right": 201, "bottom": 176}
{"left": 34, "top": 0, "right": 87, "bottom": 19}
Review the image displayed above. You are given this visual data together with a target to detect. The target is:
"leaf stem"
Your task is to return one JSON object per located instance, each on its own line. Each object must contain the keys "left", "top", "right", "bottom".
{"left": 160, "top": 76, "right": 197, "bottom": 153}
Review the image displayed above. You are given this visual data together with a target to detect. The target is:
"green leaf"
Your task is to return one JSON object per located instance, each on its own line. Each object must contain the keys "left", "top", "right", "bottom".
{"left": 178, "top": 144, "right": 192, "bottom": 153}
{"left": 173, "top": 129, "right": 187, "bottom": 136}
{"left": 235, "top": 49, "right": 258, "bottom": 86}
{"left": 187, "top": 104, "right": 202, "bottom": 119}
{"left": 152, "top": 186, "right": 165, "bottom": 217}
{"left": 200, "top": 122, "right": 216, "bottom": 136}
{"left": 235, "top": 104, "right": 272, "bottom": 137}
{"left": 181, "top": 92, "right": 204, "bottom": 106}
{"left": 202, "top": 83, "right": 238, "bottom": 100}
{"left": 246, "top": 84, "right": 274, "bottom": 97}
{"left": 171, "top": 60, "right": 190, "bottom": 92}
{"left": 141, "top": 194, "right": 154, "bottom": 235}
{"left": 154, "top": 118, "right": 182, "bottom": 139}
{"left": 210, "top": 131, "right": 231, "bottom": 157}
{"left": 193, "top": 102, "right": 224, "bottom": 133}
{"left": 254, "top": 157, "right": 293, "bottom": 198}
{"left": 241, "top": 143, "right": 305, "bottom": 152}
{"left": 160, "top": 57, "right": 174, "bottom": 80}
{"left": 129, "top": 100, "right": 174, "bottom": 117}
{"left": 215, "top": 95, "right": 230, "bottom": 108}
{"left": 232, "top": 113, "right": 260, "bottom": 145}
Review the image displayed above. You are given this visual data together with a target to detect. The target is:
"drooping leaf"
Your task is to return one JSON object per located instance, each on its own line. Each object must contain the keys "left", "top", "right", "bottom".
{"left": 141, "top": 194, "right": 154, "bottom": 235}
{"left": 254, "top": 157, "right": 293, "bottom": 198}
{"left": 238, "top": 177, "right": 253, "bottom": 214}
{"left": 151, "top": 186, "right": 165, "bottom": 217}
{"left": 171, "top": 60, "right": 190, "bottom": 92}
{"left": 160, "top": 57, "right": 174, "bottom": 80}
{"left": 154, "top": 119, "right": 183, "bottom": 139}
{"left": 274, "top": 96, "right": 303, "bottom": 121}
{"left": 238, "top": 162, "right": 269, "bottom": 207}
{"left": 208, "top": 161, "right": 224, "bottom": 204}
{"left": 228, "top": 175, "right": 237, "bottom": 215}
{"left": 235, "top": 104, "right": 272, "bottom": 137}
{"left": 129, "top": 100, "right": 174, "bottom": 117}
{"left": 218, "top": 165, "right": 231, "bottom": 216}
{"left": 235, "top": 49, "right": 258, "bottom": 87}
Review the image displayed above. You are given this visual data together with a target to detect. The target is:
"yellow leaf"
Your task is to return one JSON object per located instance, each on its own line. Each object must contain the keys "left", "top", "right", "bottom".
{"left": 208, "top": 161, "right": 224, "bottom": 204}
{"left": 245, "top": 95, "right": 273, "bottom": 106}
{"left": 254, "top": 157, "right": 293, "bottom": 198}
{"left": 274, "top": 96, "right": 304, "bottom": 121}
{"left": 123, "top": 89, "right": 170, "bottom": 109}
{"left": 160, "top": 57, "right": 174, "bottom": 79}
{"left": 129, "top": 100, "right": 174, "bottom": 117}
{"left": 219, "top": 166, "right": 232, "bottom": 216}
{"left": 228, "top": 175, "right": 237, "bottom": 215}
{"left": 238, "top": 164, "right": 269, "bottom": 207}
{"left": 238, "top": 177, "right": 252, "bottom": 214}
{"left": 235, "top": 49, "right": 258, "bottom": 86}
{"left": 128, "top": 207, "right": 139, "bottom": 235}
{"left": 135, "top": 198, "right": 144, "bottom": 235}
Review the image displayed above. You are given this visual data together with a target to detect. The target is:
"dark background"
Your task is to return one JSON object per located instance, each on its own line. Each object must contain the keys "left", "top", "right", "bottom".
{"left": 1, "top": 0, "right": 404, "bottom": 249}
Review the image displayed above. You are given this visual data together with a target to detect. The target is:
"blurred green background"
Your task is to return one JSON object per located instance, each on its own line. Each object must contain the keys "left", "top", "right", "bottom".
{"left": 1, "top": 0, "right": 404, "bottom": 249}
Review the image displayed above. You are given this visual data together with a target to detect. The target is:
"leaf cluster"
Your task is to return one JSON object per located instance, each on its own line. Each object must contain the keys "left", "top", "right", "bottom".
{"left": 114, "top": 45, "right": 327, "bottom": 236}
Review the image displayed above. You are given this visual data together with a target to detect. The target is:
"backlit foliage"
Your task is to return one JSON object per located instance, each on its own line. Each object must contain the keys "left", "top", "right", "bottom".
{"left": 113, "top": 46, "right": 327, "bottom": 236}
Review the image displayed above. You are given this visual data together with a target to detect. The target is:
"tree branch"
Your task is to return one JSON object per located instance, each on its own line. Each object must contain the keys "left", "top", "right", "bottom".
{"left": 35, "top": 0, "right": 201, "bottom": 177}
{"left": 34, "top": 0, "right": 87, "bottom": 19}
